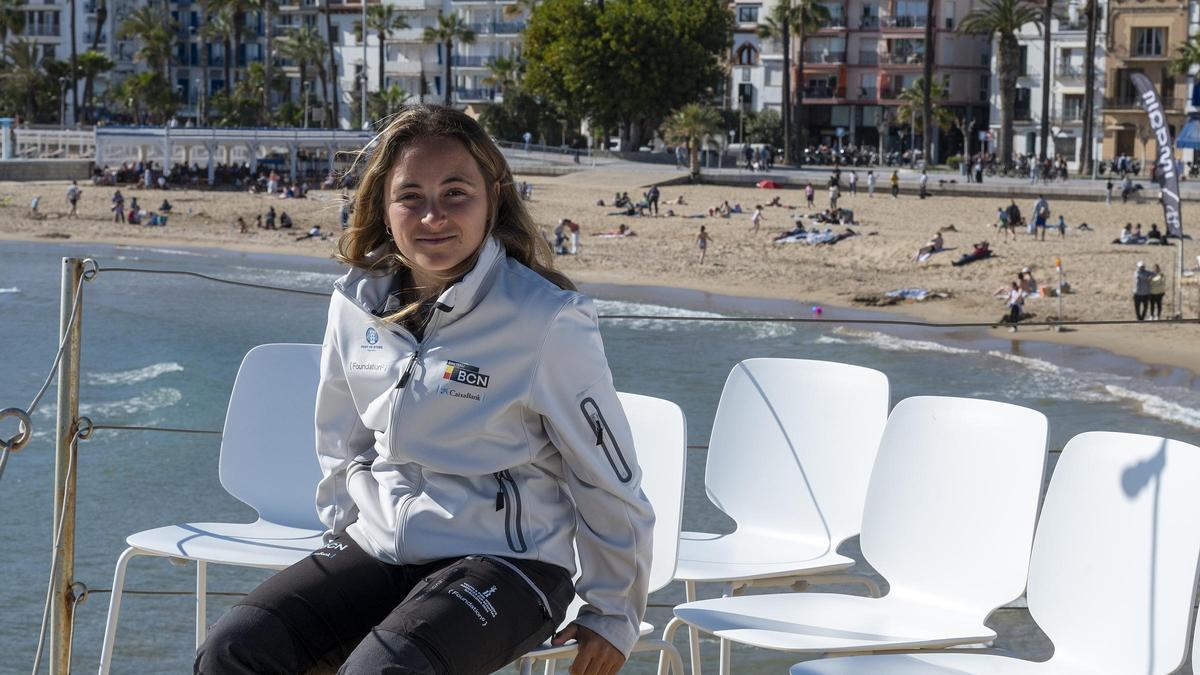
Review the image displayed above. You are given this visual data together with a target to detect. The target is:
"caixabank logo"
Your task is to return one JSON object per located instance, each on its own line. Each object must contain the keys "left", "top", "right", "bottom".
{"left": 443, "top": 360, "right": 490, "bottom": 388}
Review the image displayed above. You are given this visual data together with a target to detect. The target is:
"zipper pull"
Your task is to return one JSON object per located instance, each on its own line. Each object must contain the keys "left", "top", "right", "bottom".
{"left": 591, "top": 415, "right": 604, "bottom": 445}
{"left": 496, "top": 491, "right": 505, "bottom": 511}
{"left": 494, "top": 473, "right": 505, "bottom": 511}
{"left": 396, "top": 353, "right": 419, "bottom": 389}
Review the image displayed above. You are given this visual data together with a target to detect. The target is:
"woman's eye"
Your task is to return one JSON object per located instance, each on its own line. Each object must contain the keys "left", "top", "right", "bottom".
{"left": 396, "top": 194, "right": 420, "bottom": 202}
{"left": 446, "top": 189, "right": 468, "bottom": 198}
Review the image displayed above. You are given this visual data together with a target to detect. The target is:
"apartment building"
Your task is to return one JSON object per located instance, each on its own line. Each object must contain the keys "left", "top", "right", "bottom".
{"left": 986, "top": 0, "right": 1108, "bottom": 168}
{"left": 1102, "top": 0, "right": 1190, "bottom": 162}
{"left": 729, "top": 0, "right": 786, "bottom": 128}
{"left": 730, "top": 0, "right": 991, "bottom": 161}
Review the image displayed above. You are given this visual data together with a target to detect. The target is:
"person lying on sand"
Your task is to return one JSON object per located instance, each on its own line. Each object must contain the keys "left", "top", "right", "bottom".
{"left": 952, "top": 241, "right": 992, "bottom": 267}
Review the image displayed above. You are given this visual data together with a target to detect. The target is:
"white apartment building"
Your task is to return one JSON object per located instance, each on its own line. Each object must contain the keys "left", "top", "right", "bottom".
{"left": 986, "top": 0, "right": 1107, "bottom": 168}
{"left": 729, "top": 0, "right": 786, "bottom": 136}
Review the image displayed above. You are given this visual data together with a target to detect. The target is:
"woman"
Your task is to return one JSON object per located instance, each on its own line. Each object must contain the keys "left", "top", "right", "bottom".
{"left": 196, "top": 105, "right": 654, "bottom": 675}
{"left": 1149, "top": 263, "right": 1166, "bottom": 320}
{"left": 1005, "top": 281, "right": 1025, "bottom": 332}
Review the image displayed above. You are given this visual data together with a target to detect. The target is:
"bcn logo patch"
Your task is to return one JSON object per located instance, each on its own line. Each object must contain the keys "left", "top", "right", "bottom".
{"left": 443, "top": 360, "right": 490, "bottom": 389}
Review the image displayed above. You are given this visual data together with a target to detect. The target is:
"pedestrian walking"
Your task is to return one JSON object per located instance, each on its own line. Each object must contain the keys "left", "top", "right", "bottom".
{"left": 867, "top": 170, "right": 876, "bottom": 197}
{"left": 697, "top": 225, "right": 711, "bottom": 264}
{"left": 66, "top": 181, "right": 81, "bottom": 217}
{"left": 890, "top": 170, "right": 900, "bottom": 198}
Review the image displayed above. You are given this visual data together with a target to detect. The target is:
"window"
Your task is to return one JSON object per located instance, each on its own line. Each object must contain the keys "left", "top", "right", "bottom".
{"left": 735, "top": 42, "right": 759, "bottom": 65}
{"left": 737, "top": 5, "right": 760, "bottom": 23}
{"left": 42, "top": 44, "right": 55, "bottom": 61}
{"left": 1054, "top": 136, "right": 1077, "bottom": 158}
{"left": 979, "top": 74, "right": 989, "bottom": 102}
{"left": 1132, "top": 27, "right": 1165, "bottom": 57}
{"left": 1062, "top": 94, "right": 1084, "bottom": 121}
{"left": 1014, "top": 87, "right": 1031, "bottom": 119}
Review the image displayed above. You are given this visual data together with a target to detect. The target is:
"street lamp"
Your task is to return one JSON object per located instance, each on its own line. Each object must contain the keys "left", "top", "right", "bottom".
{"left": 58, "top": 77, "right": 68, "bottom": 129}
{"left": 303, "top": 80, "right": 311, "bottom": 129}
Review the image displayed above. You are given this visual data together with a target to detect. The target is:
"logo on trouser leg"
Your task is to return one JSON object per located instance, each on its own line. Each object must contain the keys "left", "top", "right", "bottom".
{"left": 448, "top": 582, "right": 499, "bottom": 626}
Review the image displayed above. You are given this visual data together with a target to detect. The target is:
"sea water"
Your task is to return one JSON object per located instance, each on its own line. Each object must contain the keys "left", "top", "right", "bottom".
{"left": 1, "top": 240, "right": 1198, "bottom": 673}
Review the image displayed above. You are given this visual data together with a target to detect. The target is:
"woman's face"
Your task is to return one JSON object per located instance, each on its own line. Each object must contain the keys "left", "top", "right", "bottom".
{"left": 385, "top": 137, "right": 491, "bottom": 285}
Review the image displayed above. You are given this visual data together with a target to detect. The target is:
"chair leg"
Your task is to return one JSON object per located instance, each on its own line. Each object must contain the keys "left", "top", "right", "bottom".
{"left": 519, "top": 656, "right": 534, "bottom": 675}
{"left": 659, "top": 616, "right": 687, "bottom": 675}
{"left": 543, "top": 659, "right": 557, "bottom": 675}
{"left": 635, "top": 638, "right": 685, "bottom": 675}
{"left": 718, "top": 635, "right": 732, "bottom": 675}
{"left": 196, "top": 560, "right": 208, "bottom": 649}
{"left": 98, "top": 547, "right": 144, "bottom": 675}
{"left": 684, "top": 580, "right": 702, "bottom": 675}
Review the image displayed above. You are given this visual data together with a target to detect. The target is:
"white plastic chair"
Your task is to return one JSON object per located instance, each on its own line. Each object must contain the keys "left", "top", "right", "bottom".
{"left": 98, "top": 344, "right": 325, "bottom": 674}
{"left": 669, "top": 359, "right": 890, "bottom": 674}
{"left": 789, "top": 431, "right": 1200, "bottom": 675}
{"left": 518, "top": 392, "right": 688, "bottom": 675}
{"left": 668, "top": 396, "right": 1048, "bottom": 675}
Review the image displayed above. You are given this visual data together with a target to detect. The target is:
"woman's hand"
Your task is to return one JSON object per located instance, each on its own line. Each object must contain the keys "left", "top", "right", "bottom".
{"left": 551, "top": 623, "right": 625, "bottom": 675}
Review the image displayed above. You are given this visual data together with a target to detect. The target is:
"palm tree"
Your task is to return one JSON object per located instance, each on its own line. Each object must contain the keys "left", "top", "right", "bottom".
{"left": 88, "top": 0, "right": 106, "bottom": 52}
{"left": 661, "top": 103, "right": 723, "bottom": 182}
{"left": 502, "top": 0, "right": 538, "bottom": 20}
{"left": 321, "top": 0, "right": 338, "bottom": 127}
{"left": 959, "top": 0, "right": 1042, "bottom": 169}
{"left": 69, "top": 0, "right": 78, "bottom": 121}
{"left": 367, "top": 3, "right": 410, "bottom": 93}
{"left": 0, "top": 0, "right": 25, "bottom": 56}
{"left": 922, "top": 0, "right": 934, "bottom": 165}
{"left": 5, "top": 39, "right": 42, "bottom": 120}
{"left": 118, "top": 5, "right": 176, "bottom": 80}
{"left": 77, "top": 50, "right": 113, "bottom": 123}
{"left": 482, "top": 55, "right": 521, "bottom": 96}
{"left": 1080, "top": 0, "right": 1099, "bottom": 173}
{"left": 896, "top": 77, "right": 955, "bottom": 135}
{"left": 1171, "top": 34, "right": 1200, "bottom": 76}
{"left": 757, "top": 0, "right": 831, "bottom": 163}
{"left": 249, "top": 0, "right": 277, "bottom": 122}
{"left": 201, "top": 7, "right": 235, "bottom": 103}
{"left": 277, "top": 25, "right": 327, "bottom": 118}
{"left": 423, "top": 11, "right": 476, "bottom": 106}
{"left": 1038, "top": 0, "right": 1052, "bottom": 161}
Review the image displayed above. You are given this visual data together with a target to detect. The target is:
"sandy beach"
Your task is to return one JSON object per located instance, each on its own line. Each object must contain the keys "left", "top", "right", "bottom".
{"left": 1, "top": 169, "right": 1196, "bottom": 374}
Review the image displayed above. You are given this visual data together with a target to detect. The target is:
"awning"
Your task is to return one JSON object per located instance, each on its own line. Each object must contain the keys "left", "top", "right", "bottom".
{"left": 1177, "top": 114, "right": 1200, "bottom": 150}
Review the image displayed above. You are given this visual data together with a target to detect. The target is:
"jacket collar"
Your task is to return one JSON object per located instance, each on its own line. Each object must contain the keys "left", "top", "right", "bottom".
{"left": 340, "top": 237, "right": 505, "bottom": 328}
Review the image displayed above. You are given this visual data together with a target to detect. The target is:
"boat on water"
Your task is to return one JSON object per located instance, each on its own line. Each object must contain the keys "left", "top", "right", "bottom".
{"left": 2, "top": 243, "right": 1199, "bottom": 674}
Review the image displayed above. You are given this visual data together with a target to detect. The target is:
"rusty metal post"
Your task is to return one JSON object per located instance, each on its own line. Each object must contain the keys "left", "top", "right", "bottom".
{"left": 51, "top": 257, "right": 84, "bottom": 674}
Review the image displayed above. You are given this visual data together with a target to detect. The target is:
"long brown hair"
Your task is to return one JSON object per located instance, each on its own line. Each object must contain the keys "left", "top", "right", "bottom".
{"left": 336, "top": 105, "right": 574, "bottom": 310}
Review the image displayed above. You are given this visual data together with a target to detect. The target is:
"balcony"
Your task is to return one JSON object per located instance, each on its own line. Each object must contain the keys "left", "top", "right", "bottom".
{"left": 803, "top": 50, "right": 846, "bottom": 64}
{"left": 83, "top": 31, "right": 108, "bottom": 44}
{"left": 83, "top": 0, "right": 97, "bottom": 12}
{"left": 879, "top": 52, "right": 924, "bottom": 65}
{"left": 467, "top": 21, "right": 525, "bottom": 35}
{"left": 817, "top": 16, "right": 847, "bottom": 29}
{"left": 881, "top": 15, "right": 927, "bottom": 29}
{"left": 1014, "top": 107, "right": 1032, "bottom": 121}
{"left": 23, "top": 25, "right": 61, "bottom": 36}
{"left": 451, "top": 54, "right": 494, "bottom": 67}
{"left": 857, "top": 49, "right": 879, "bottom": 65}
{"left": 1056, "top": 62, "right": 1083, "bottom": 78}
{"left": 858, "top": 16, "right": 880, "bottom": 29}
{"left": 856, "top": 86, "right": 878, "bottom": 99}
{"left": 1104, "top": 95, "right": 1178, "bottom": 110}
{"left": 455, "top": 87, "right": 495, "bottom": 102}
{"left": 801, "top": 84, "right": 845, "bottom": 99}
{"left": 1128, "top": 49, "right": 1167, "bottom": 61}
{"left": 879, "top": 86, "right": 905, "bottom": 99}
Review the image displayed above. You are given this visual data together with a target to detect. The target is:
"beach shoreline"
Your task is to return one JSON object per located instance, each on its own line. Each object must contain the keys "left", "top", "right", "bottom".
{"left": 2, "top": 170, "right": 1196, "bottom": 378}
{"left": 4, "top": 227, "right": 1197, "bottom": 384}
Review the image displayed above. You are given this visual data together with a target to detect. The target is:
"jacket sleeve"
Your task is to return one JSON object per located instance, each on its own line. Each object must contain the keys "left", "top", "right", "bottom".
{"left": 314, "top": 299, "right": 377, "bottom": 539}
{"left": 528, "top": 295, "right": 655, "bottom": 658}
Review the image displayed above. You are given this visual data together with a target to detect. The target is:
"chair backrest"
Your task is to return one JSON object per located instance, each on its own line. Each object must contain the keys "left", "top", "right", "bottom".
{"left": 861, "top": 396, "right": 1047, "bottom": 614}
{"left": 617, "top": 392, "right": 688, "bottom": 593}
{"left": 705, "top": 359, "right": 889, "bottom": 550}
{"left": 219, "top": 343, "right": 324, "bottom": 530}
{"left": 1027, "top": 432, "right": 1200, "bottom": 674}
{"left": 557, "top": 392, "right": 687, "bottom": 629}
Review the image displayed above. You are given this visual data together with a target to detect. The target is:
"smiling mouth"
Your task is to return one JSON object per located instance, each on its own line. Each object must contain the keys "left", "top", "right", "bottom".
{"left": 417, "top": 235, "right": 457, "bottom": 245}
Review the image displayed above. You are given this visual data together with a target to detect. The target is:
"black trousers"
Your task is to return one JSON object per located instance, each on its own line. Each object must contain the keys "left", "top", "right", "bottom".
{"left": 1134, "top": 294, "right": 1150, "bottom": 320}
{"left": 1150, "top": 293, "right": 1165, "bottom": 318}
{"left": 195, "top": 536, "right": 574, "bottom": 675}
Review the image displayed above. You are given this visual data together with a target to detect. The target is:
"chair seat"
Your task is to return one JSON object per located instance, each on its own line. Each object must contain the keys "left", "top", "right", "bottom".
{"left": 790, "top": 653, "right": 1089, "bottom": 675}
{"left": 522, "top": 621, "right": 655, "bottom": 659}
{"left": 675, "top": 530, "right": 854, "bottom": 583}
{"left": 674, "top": 593, "right": 994, "bottom": 654}
{"left": 126, "top": 519, "right": 324, "bottom": 570}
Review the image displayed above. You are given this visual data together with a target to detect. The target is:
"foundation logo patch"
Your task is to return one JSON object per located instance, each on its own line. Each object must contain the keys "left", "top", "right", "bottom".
{"left": 443, "top": 360, "right": 490, "bottom": 389}
{"left": 365, "top": 327, "right": 379, "bottom": 345}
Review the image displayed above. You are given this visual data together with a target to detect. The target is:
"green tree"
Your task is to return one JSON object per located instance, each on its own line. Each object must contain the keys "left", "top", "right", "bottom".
{"left": 478, "top": 86, "right": 570, "bottom": 144}
{"left": 277, "top": 25, "right": 328, "bottom": 125}
{"left": 114, "top": 71, "right": 176, "bottom": 124}
{"left": 423, "top": 12, "right": 477, "bottom": 106}
{"left": 201, "top": 7, "right": 235, "bottom": 104}
{"left": 1080, "top": 0, "right": 1100, "bottom": 173}
{"left": 524, "top": 0, "right": 732, "bottom": 151}
{"left": 118, "top": 4, "right": 176, "bottom": 80}
{"left": 757, "top": 0, "right": 830, "bottom": 162}
{"left": 1171, "top": 34, "right": 1200, "bottom": 76}
{"left": 3, "top": 39, "right": 43, "bottom": 121}
{"left": 0, "top": 0, "right": 25, "bottom": 56}
{"left": 77, "top": 50, "right": 114, "bottom": 123}
{"left": 744, "top": 108, "right": 783, "bottom": 147}
{"left": 896, "top": 77, "right": 954, "bottom": 136}
{"left": 959, "top": 0, "right": 1041, "bottom": 169}
{"left": 367, "top": 3, "right": 410, "bottom": 93}
{"left": 661, "top": 103, "right": 722, "bottom": 182}
{"left": 249, "top": 0, "right": 278, "bottom": 123}
{"left": 321, "top": 0, "right": 338, "bottom": 126}
{"left": 482, "top": 55, "right": 521, "bottom": 96}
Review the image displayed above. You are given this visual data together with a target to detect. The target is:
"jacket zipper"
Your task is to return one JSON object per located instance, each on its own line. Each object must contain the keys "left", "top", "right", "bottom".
{"left": 579, "top": 397, "right": 633, "bottom": 483}
{"left": 389, "top": 305, "right": 448, "bottom": 562}
{"left": 493, "top": 470, "right": 528, "bottom": 553}
{"left": 468, "top": 554, "right": 552, "bottom": 619}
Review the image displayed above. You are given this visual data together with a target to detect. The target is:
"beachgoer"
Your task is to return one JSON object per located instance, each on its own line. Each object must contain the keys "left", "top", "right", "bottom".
{"left": 952, "top": 241, "right": 992, "bottom": 267}
{"left": 30, "top": 195, "right": 40, "bottom": 218}
{"left": 265, "top": 206, "right": 276, "bottom": 230}
{"left": 697, "top": 225, "right": 710, "bottom": 264}
{"left": 196, "top": 105, "right": 653, "bottom": 675}
{"left": 66, "top": 181, "right": 81, "bottom": 217}
{"left": 294, "top": 225, "right": 322, "bottom": 241}
{"left": 914, "top": 232, "right": 944, "bottom": 262}
{"left": 848, "top": 171, "right": 858, "bottom": 195}
{"left": 1147, "top": 224, "right": 1165, "bottom": 244}
{"left": 750, "top": 205, "right": 765, "bottom": 233}
{"left": 1134, "top": 261, "right": 1153, "bottom": 320}
{"left": 646, "top": 184, "right": 660, "bottom": 215}
{"left": 236, "top": 216, "right": 248, "bottom": 234}
{"left": 918, "top": 169, "right": 928, "bottom": 199}
{"left": 1005, "top": 281, "right": 1025, "bottom": 331}
{"left": 1105, "top": 179, "right": 1113, "bottom": 206}
{"left": 159, "top": 199, "right": 172, "bottom": 213}
{"left": 279, "top": 211, "right": 293, "bottom": 229}
{"left": 867, "top": 170, "right": 876, "bottom": 197}
{"left": 1031, "top": 195, "right": 1049, "bottom": 240}
{"left": 805, "top": 183, "right": 815, "bottom": 208}
{"left": 1056, "top": 214, "right": 1066, "bottom": 239}
{"left": 112, "top": 190, "right": 125, "bottom": 224}
{"left": 829, "top": 184, "right": 839, "bottom": 210}
{"left": 1149, "top": 264, "right": 1166, "bottom": 320}
{"left": 255, "top": 214, "right": 263, "bottom": 229}
{"left": 890, "top": 171, "right": 900, "bottom": 198}
{"left": 340, "top": 195, "right": 352, "bottom": 230}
